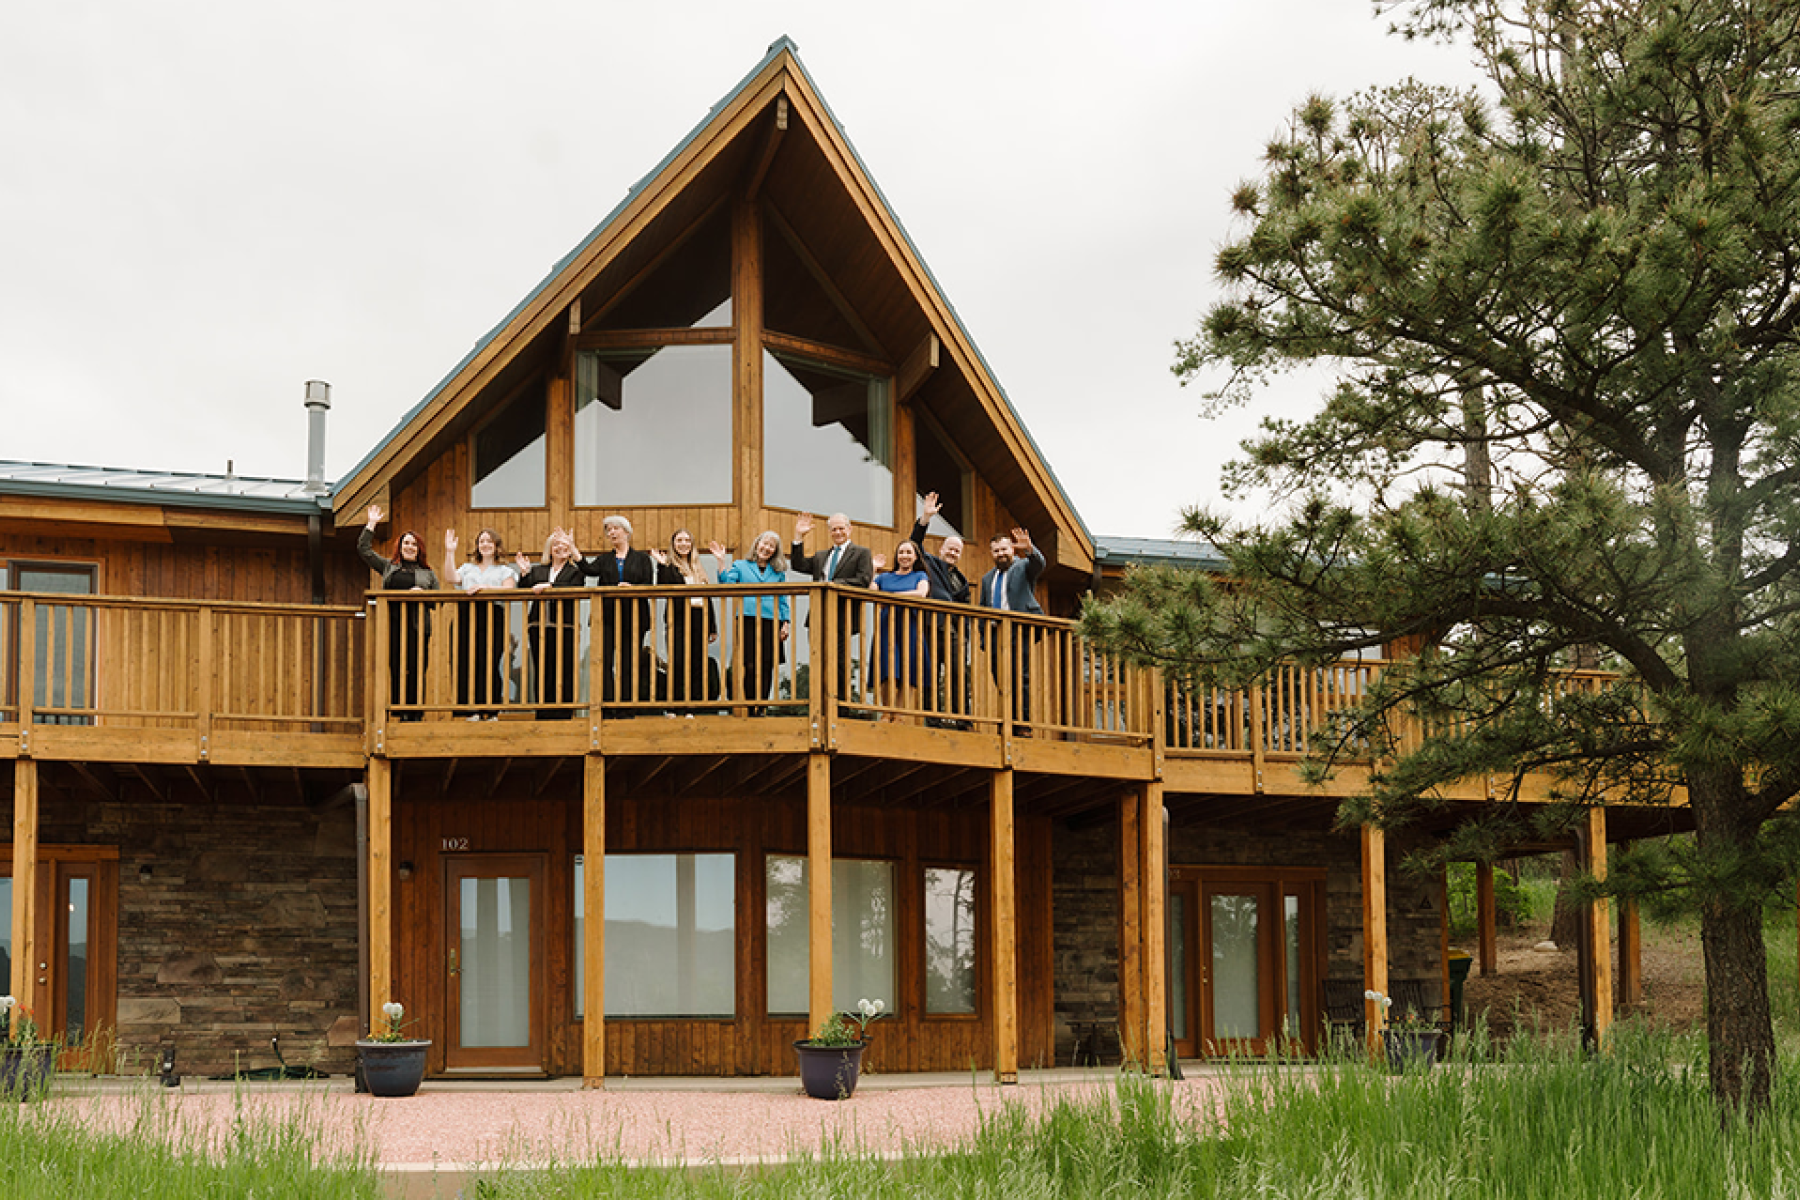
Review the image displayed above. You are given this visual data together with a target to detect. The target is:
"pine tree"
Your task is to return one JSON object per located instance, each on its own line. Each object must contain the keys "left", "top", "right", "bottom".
{"left": 1085, "top": 0, "right": 1800, "bottom": 1117}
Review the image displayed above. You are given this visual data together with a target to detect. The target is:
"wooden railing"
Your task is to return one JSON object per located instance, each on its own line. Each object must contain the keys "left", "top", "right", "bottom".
{"left": 0, "top": 593, "right": 364, "bottom": 736}
{"left": 364, "top": 586, "right": 1159, "bottom": 745}
{"left": 0, "top": 587, "right": 1623, "bottom": 773}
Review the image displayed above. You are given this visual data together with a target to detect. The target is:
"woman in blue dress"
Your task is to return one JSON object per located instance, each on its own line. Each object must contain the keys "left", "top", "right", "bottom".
{"left": 871, "top": 541, "right": 930, "bottom": 719}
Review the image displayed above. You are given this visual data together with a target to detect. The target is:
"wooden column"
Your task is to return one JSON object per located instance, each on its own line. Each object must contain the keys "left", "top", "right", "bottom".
{"left": 366, "top": 756, "right": 393, "bottom": 1023}
{"left": 583, "top": 756, "right": 606, "bottom": 1087}
{"left": 1141, "top": 783, "right": 1168, "bottom": 1074}
{"left": 1360, "top": 824, "right": 1388, "bottom": 1049}
{"left": 1619, "top": 894, "right": 1642, "bottom": 1009}
{"left": 732, "top": 196, "right": 764, "bottom": 548}
{"left": 807, "top": 753, "right": 833, "bottom": 1034}
{"left": 1582, "top": 805, "right": 1613, "bottom": 1047}
{"left": 10, "top": 760, "right": 39, "bottom": 1021}
{"left": 1118, "top": 790, "right": 1144, "bottom": 1066}
{"left": 989, "top": 769, "right": 1018, "bottom": 1083}
{"left": 1476, "top": 861, "right": 1497, "bottom": 975}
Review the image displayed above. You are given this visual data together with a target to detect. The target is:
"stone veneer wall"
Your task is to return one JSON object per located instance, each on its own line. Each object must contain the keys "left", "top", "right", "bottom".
{"left": 37, "top": 769, "right": 361, "bottom": 1078}
{"left": 1051, "top": 815, "right": 1446, "bottom": 1064}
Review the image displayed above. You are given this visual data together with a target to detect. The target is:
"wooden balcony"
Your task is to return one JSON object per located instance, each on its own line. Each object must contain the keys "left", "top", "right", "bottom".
{"left": 0, "top": 586, "right": 1636, "bottom": 806}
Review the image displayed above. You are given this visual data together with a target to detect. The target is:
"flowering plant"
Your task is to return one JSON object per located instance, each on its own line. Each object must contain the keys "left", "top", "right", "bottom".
{"left": 805, "top": 998, "right": 887, "bottom": 1047}
{"left": 368, "top": 1001, "right": 418, "bottom": 1044}
{"left": 0, "top": 995, "right": 40, "bottom": 1048}
{"left": 1365, "top": 990, "right": 1436, "bottom": 1033}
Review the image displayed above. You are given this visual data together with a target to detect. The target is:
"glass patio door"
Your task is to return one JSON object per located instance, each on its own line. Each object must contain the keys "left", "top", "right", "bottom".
{"left": 443, "top": 854, "right": 544, "bottom": 1072}
{"left": 1173, "top": 868, "right": 1324, "bottom": 1059}
{"left": 0, "top": 849, "right": 116, "bottom": 1069}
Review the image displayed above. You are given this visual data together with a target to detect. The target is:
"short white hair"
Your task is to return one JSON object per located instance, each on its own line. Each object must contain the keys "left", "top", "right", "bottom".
{"left": 602, "top": 514, "right": 633, "bottom": 536}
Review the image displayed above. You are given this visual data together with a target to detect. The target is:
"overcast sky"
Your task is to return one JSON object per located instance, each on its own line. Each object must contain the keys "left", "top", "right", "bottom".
{"left": 2, "top": 1, "right": 1481, "bottom": 538}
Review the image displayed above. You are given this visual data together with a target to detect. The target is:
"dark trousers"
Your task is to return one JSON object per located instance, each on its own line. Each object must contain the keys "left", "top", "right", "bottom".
{"left": 389, "top": 607, "right": 430, "bottom": 721}
{"left": 737, "top": 613, "right": 783, "bottom": 705}
{"left": 668, "top": 600, "right": 714, "bottom": 706}
{"left": 455, "top": 601, "right": 507, "bottom": 714}
{"left": 529, "top": 618, "right": 578, "bottom": 719}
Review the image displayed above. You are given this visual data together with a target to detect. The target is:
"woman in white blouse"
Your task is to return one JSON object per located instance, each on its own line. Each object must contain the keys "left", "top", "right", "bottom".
{"left": 444, "top": 527, "right": 519, "bottom": 719}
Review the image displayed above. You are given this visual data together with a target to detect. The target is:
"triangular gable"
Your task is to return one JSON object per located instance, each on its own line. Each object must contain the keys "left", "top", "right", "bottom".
{"left": 334, "top": 37, "right": 1093, "bottom": 571}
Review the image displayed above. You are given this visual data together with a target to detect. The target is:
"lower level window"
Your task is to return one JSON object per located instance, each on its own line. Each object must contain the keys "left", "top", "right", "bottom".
{"left": 766, "top": 855, "right": 894, "bottom": 1015}
{"left": 574, "top": 853, "right": 735, "bottom": 1018}
{"left": 923, "top": 866, "right": 977, "bottom": 1014}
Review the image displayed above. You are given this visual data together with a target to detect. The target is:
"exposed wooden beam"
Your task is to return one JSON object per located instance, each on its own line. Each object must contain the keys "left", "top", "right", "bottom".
{"left": 442, "top": 757, "right": 458, "bottom": 795}
{"left": 897, "top": 333, "right": 940, "bottom": 402}
{"left": 743, "top": 95, "right": 789, "bottom": 200}
{"left": 588, "top": 196, "right": 730, "bottom": 331}
{"left": 125, "top": 765, "right": 167, "bottom": 803}
{"left": 567, "top": 296, "right": 582, "bottom": 336}
{"left": 491, "top": 757, "right": 514, "bottom": 793}
{"left": 1582, "top": 805, "right": 1612, "bottom": 1049}
{"left": 763, "top": 201, "right": 887, "bottom": 359}
{"left": 535, "top": 757, "right": 567, "bottom": 797}
{"left": 182, "top": 765, "right": 212, "bottom": 802}
{"left": 367, "top": 758, "right": 393, "bottom": 1035}
{"left": 66, "top": 760, "right": 119, "bottom": 803}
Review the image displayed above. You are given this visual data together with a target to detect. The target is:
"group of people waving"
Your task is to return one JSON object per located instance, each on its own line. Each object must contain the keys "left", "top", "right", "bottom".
{"left": 356, "top": 492, "right": 1045, "bottom": 722}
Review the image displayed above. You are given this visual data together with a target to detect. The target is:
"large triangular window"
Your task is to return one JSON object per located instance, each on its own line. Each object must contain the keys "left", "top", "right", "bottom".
{"left": 590, "top": 204, "right": 732, "bottom": 333}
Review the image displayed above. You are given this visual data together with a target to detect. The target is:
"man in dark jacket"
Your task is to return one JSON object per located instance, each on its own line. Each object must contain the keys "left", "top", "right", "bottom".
{"left": 909, "top": 492, "right": 973, "bottom": 726}
{"left": 792, "top": 512, "right": 874, "bottom": 699}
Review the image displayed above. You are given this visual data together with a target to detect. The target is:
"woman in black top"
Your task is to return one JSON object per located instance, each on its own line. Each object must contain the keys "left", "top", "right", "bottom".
{"left": 516, "top": 528, "right": 586, "bottom": 719}
{"left": 358, "top": 505, "right": 439, "bottom": 721}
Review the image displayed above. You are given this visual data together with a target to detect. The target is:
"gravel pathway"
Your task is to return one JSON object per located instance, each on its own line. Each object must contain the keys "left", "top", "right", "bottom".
{"left": 45, "top": 1070, "right": 1218, "bottom": 1173}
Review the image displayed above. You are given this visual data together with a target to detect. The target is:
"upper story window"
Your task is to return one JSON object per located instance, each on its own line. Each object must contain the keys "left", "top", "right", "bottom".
{"left": 574, "top": 346, "right": 734, "bottom": 506}
{"left": 762, "top": 349, "right": 893, "bottom": 527}
{"left": 471, "top": 384, "right": 547, "bottom": 509}
{"left": 913, "top": 410, "right": 970, "bottom": 539}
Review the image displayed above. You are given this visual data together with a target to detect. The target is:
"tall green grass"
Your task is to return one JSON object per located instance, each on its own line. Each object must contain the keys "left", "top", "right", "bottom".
{"left": 0, "top": 1083, "right": 380, "bottom": 1199}
{"left": 467, "top": 1025, "right": 1800, "bottom": 1198}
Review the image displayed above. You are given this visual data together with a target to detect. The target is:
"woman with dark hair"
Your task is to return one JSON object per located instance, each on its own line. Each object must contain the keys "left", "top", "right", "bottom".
{"left": 871, "top": 540, "right": 930, "bottom": 720}
{"left": 710, "top": 532, "right": 790, "bottom": 708}
{"left": 650, "top": 528, "right": 717, "bottom": 709}
{"left": 444, "top": 527, "right": 518, "bottom": 719}
{"left": 359, "top": 505, "right": 439, "bottom": 721}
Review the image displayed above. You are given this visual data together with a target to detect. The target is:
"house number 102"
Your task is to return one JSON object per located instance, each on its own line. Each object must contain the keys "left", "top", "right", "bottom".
{"left": 441, "top": 837, "right": 471, "bottom": 851}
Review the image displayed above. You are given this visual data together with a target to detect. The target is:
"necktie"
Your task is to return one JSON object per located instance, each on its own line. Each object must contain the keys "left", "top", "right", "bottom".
{"left": 826, "top": 545, "right": 841, "bottom": 581}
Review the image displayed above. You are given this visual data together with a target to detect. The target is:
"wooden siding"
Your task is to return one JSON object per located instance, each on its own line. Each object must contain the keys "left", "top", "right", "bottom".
{"left": 391, "top": 779, "right": 1027, "bottom": 1077}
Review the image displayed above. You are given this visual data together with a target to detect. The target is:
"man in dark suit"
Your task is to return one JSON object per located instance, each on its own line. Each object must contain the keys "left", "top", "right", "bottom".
{"left": 792, "top": 512, "right": 874, "bottom": 700}
{"left": 977, "top": 527, "right": 1045, "bottom": 728}
{"left": 910, "top": 492, "right": 972, "bottom": 725}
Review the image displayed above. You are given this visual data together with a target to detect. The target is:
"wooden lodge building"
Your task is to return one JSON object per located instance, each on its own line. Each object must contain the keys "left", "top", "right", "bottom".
{"left": 1, "top": 40, "right": 1688, "bottom": 1083}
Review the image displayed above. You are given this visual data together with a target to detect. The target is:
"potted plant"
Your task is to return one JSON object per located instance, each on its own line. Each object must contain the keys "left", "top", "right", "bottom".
{"left": 1366, "top": 989, "right": 1444, "bottom": 1071}
{"left": 0, "top": 995, "right": 53, "bottom": 1100}
{"left": 357, "top": 1001, "right": 430, "bottom": 1097}
{"left": 794, "top": 997, "right": 885, "bottom": 1100}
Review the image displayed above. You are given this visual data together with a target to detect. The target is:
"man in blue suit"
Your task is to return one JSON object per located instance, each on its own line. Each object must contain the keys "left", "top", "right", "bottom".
{"left": 977, "top": 527, "right": 1044, "bottom": 729}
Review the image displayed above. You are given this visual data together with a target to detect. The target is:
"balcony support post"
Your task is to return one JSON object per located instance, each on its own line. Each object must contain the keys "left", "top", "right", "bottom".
{"left": 1361, "top": 823, "right": 1388, "bottom": 1055}
{"left": 583, "top": 755, "right": 607, "bottom": 1087}
{"left": 366, "top": 756, "right": 393, "bottom": 1030}
{"left": 10, "top": 758, "right": 38, "bottom": 1024}
{"left": 807, "top": 752, "right": 833, "bottom": 1034}
{"left": 989, "top": 767, "right": 1018, "bottom": 1083}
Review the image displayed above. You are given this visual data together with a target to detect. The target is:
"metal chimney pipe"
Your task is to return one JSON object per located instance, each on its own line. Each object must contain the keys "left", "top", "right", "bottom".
{"left": 303, "top": 380, "right": 331, "bottom": 494}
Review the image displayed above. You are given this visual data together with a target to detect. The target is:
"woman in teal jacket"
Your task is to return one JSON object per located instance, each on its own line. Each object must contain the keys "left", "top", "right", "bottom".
{"left": 709, "top": 531, "right": 790, "bottom": 707}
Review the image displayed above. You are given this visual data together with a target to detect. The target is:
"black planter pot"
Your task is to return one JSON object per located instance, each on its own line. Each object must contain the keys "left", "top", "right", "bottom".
{"left": 1382, "top": 1028, "right": 1444, "bottom": 1072}
{"left": 357, "top": 1040, "right": 431, "bottom": 1097}
{"left": 0, "top": 1046, "right": 53, "bottom": 1100}
{"left": 793, "top": 1039, "right": 868, "bottom": 1100}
